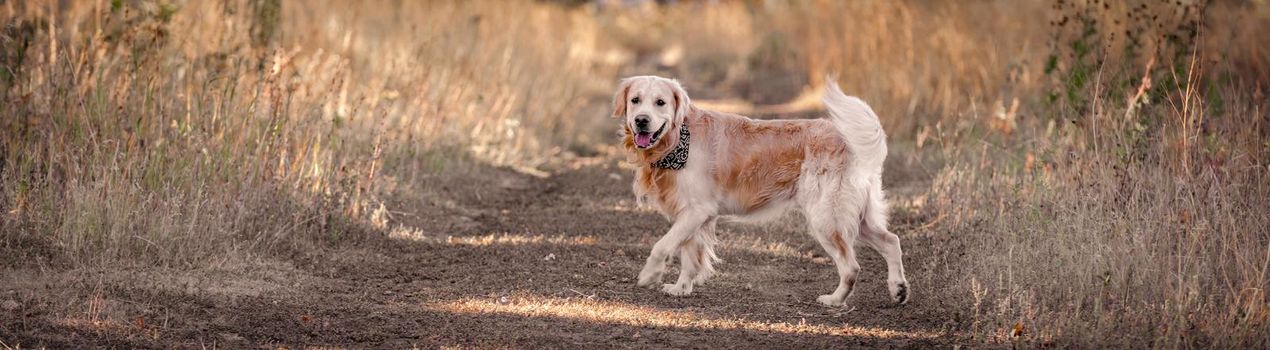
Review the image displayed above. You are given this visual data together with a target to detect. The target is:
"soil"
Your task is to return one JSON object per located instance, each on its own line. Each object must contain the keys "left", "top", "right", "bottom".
{"left": 0, "top": 155, "right": 976, "bottom": 348}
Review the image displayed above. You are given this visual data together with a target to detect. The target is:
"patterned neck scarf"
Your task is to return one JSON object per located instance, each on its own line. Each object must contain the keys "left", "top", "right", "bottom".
{"left": 651, "top": 124, "right": 690, "bottom": 170}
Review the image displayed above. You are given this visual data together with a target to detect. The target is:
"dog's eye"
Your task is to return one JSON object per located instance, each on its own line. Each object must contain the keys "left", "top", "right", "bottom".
{"left": 656, "top": 99, "right": 666, "bottom": 106}
{"left": 630, "top": 97, "right": 640, "bottom": 104}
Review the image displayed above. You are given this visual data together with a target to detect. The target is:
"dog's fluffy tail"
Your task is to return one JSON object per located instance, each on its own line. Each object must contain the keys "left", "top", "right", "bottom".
{"left": 823, "top": 77, "right": 887, "bottom": 179}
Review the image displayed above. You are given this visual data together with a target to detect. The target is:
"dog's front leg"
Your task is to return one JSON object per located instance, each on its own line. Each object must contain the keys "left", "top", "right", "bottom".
{"left": 663, "top": 216, "right": 719, "bottom": 296}
{"left": 637, "top": 212, "right": 710, "bottom": 292}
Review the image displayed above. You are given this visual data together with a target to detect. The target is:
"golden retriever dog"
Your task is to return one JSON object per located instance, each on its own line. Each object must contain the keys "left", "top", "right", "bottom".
{"left": 613, "top": 75, "right": 909, "bottom": 306}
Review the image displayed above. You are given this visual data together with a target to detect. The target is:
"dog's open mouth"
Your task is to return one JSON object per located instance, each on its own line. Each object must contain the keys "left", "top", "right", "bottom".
{"left": 635, "top": 124, "right": 666, "bottom": 149}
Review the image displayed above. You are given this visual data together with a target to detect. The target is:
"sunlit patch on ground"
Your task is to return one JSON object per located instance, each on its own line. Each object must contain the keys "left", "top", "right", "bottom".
{"left": 724, "top": 236, "right": 817, "bottom": 261}
{"left": 388, "top": 226, "right": 598, "bottom": 247}
{"left": 427, "top": 294, "right": 941, "bottom": 340}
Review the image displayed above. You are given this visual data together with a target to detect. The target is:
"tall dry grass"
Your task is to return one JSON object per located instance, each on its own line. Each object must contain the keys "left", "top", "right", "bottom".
{"left": 0, "top": 0, "right": 613, "bottom": 268}
{"left": 911, "top": 1, "right": 1270, "bottom": 347}
{"left": 2, "top": 0, "right": 1267, "bottom": 347}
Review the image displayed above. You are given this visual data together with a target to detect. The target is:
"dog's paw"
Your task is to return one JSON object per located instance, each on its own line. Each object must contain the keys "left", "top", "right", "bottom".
{"left": 691, "top": 268, "right": 716, "bottom": 285}
{"left": 636, "top": 270, "right": 663, "bottom": 289}
{"left": 817, "top": 294, "right": 845, "bottom": 307}
{"left": 661, "top": 283, "right": 693, "bottom": 296}
{"left": 889, "top": 280, "right": 910, "bottom": 305}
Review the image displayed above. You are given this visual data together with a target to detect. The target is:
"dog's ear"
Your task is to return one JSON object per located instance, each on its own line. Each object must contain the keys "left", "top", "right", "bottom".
{"left": 610, "top": 78, "right": 633, "bottom": 119}
{"left": 668, "top": 79, "right": 692, "bottom": 120}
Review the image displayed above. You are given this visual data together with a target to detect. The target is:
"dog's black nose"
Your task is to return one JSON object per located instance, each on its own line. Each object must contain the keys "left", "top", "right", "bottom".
{"left": 634, "top": 115, "right": 650, "bottom": 129}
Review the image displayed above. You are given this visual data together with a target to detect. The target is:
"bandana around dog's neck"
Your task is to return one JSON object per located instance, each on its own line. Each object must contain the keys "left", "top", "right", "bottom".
{"left": 650, "top": 124, "right": 690, "bottom": 170}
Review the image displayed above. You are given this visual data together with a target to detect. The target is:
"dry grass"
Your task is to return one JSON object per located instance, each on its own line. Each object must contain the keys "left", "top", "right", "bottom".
{"left": 918, "top": 2, "right": 1270, "bottom": 347}
{"left": 2, "top": 0, "right": 1267, "bottom": 347}
{"left": 1, "top": 0, "right": 612, "bottom": 268}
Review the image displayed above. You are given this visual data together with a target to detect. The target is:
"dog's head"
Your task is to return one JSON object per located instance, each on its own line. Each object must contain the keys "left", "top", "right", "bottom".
{"left": 611, "top": 76, "right": 691, "bottom": 149}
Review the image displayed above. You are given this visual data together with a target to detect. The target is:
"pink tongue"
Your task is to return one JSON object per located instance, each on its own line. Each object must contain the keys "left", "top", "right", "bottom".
{"left": 635, "top": 133, "right": 652, "bottom": 147}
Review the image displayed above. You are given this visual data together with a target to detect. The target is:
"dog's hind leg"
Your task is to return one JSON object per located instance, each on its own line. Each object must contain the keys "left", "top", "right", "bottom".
{"left": 811, "top": 220, "right": 861, "bottom": 307}
{"left": 800, "top": 190, "right": 863, "bottom": 306}
{"left": 859, "top": 183, "right": 909, "bottom": 305}
{"left": 798, "top": 177, "right": 864, "bottom": 307}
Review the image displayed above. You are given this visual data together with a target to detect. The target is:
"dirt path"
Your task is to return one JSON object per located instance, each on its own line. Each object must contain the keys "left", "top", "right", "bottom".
{"left": 2, "top": 159, "right": 972, "bottom": 348}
